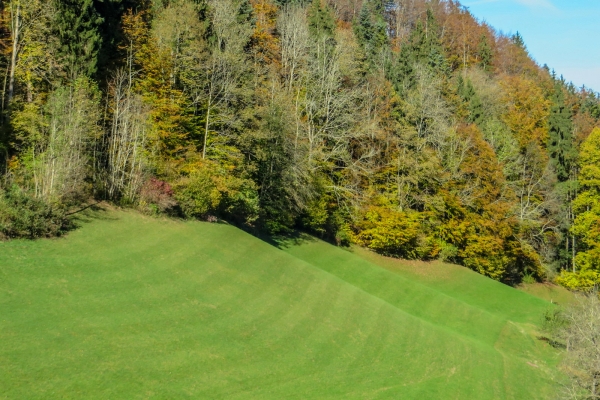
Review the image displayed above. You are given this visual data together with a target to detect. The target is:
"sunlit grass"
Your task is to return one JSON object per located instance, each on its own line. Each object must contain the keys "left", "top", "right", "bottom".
{"left": 0, "top": 210, "right": 563, "bottom": 398}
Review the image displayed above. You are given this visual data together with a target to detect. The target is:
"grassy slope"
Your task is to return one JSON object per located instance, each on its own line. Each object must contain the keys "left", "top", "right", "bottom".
{"left": 283, "top": 239, "right": 565, "bottom": 397}
{"left": 518, "top": 282, "right": 575, "bottom": 306}
{"left": 0, "top": 211, "right": 562, "bottom": 399}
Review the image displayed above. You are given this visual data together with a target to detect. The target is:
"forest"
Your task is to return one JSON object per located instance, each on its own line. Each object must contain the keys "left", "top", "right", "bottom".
{"left": 0, "top": 0, "right": 599, "bottom": 288}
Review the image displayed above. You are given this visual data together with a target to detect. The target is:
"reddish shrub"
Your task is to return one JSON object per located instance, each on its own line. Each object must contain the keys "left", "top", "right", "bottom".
{"left": 139, "top": 178, "right": 177, "bottom": 213}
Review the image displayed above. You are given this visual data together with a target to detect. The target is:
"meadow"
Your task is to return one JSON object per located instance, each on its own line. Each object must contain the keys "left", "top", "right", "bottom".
{"left": 0, "top": 210, "right": 565, "bottom": 399}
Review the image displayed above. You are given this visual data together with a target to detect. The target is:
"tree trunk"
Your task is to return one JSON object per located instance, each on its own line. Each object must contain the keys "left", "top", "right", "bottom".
{"left": 202, "top": 92, "right": 211, "bottom": 160}
{"left": 8, "top": 2, "right": 21, "bottom": 105}
{"left": 572, "top": 235, "right": 576, "bottom": 273}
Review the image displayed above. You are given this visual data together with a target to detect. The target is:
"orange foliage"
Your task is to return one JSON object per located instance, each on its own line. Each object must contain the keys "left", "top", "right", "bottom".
{"left": 249, "top": 0, "right": 280, "bottom": 66}
{"left": 493, "top": 34, "right": 540, "bottom": 77}
{"left": 440, "top": 3, "right": 492, "bottom": 71}
{"left": 500, "top": 75, "right": 550, "bottom": 150}
{"left": 438, "top": 125, "right": 543, "bottom": 281}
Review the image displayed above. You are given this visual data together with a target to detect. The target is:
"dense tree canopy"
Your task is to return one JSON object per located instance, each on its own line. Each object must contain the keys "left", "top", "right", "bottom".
{"left": 0, "top": 0, "right": 598, "bottom": 285}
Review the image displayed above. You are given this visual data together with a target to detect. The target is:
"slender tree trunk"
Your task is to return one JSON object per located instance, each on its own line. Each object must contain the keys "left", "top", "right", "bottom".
{"left": 202, "top": 91, "right": 211, "bottom": 160}
{"left": 26, "top": 80, "right": 32, "bottom": 103}
{"left": 1, "top": 62, "right": 9, "bottom": 113}
{"left": 8, "top": 2, "right": 20, "bottom": 105}
{"left": 573, "top": 235, "right": 576, "bottom": 273}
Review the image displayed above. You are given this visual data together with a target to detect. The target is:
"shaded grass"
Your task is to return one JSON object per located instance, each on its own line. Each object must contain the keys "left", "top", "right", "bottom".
{"left": 0, "top": 211, "right": 563, "bottom": 398}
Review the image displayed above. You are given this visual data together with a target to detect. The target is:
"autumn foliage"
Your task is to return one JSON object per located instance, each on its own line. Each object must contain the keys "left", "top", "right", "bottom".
{"left": 0, "top": 0, "right": 598, "bottom": 286}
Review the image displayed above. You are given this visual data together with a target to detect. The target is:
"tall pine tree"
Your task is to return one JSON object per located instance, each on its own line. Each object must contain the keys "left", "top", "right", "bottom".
{"left": 54, "top": 0, "right": 104, "bottom": 79}
{"left": 307, "top": 0, "right": 335, "bottom": 38}
{"left": 477, "top": 33, "right": 493, "bottom": 72}
{"left": 548, "top": 80, "right": 576, "bottom": 182}
{"left": 354, "top": 1, "right": 388, "bottom": 67}
{"left": 389, "top": 9, "right": 448, "bottom": 94}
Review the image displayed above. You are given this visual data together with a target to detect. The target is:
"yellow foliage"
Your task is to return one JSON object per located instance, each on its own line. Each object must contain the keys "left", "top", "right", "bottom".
{"left": 500, "top": 75, "right": 550, "bottom": 150}
{"left": 555, "top": 270, "right": 600, "bottom": 291}
{"left": 353, "top": 206, "right": 438, "bottom": 259}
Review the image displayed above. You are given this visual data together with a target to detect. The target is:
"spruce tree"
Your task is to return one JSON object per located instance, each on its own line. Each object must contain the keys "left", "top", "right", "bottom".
{"left": 307, "top": 0, "right": 335, "bottom": 38}
{"left": 237, "top": 0, "right": 255, "bottom": 24}
{"left": 477, "top": 34, "right": 493, "bottom": 72}
{"left": 548, "top": 81, "right": 576, "bottom": 182}
{"left": 389, "top": 9, "right": 447, "bottom": 94}
{"left": 354, "top": 1, "right": 388, "bottom": 67}
{"left": 54, "top": 0, "right": 104, "bottom": 79}
{"left": 512, "top": 32, "right": 525, "bottom": 48}
{"left": 459, "top": 79, "right": 484, "bottom": 126}
{"left": 95, "top": 0, "right": 138, "bottom": 82}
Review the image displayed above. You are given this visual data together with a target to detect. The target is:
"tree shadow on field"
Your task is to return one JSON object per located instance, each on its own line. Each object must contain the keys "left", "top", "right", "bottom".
{"left": 537, "top": 335, "right": 566, "bottom": 350}
{"left": 255, "top": 230, "right": 318, "bottom": 250}
{"left": 69, "top": 202, "right": 118, "bottom": 226}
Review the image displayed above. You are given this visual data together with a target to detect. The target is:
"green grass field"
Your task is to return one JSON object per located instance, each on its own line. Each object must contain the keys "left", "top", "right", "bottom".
{"left": 0, "top": 210, "right": 564, "bottom": 399}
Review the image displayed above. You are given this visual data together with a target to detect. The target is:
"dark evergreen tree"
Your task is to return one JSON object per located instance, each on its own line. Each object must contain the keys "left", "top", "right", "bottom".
{"left": 547, "top": 80, "right": 578, "bottom": 269}
{"left": 95, "top": 0, "right": 138, "bottom": 82}
{"left": 237, "top": 0, "right": 255, "bottom": 24}
{"left": 477, "top": 34, "right": 493, "bottom": 72}
{"left": 388, "top": 9, "right": 447, "bottom": 94}
{"left": 548, "top": 81, "right": 576, "bottom": 182}
{"left": 582, "top": 92, "right": 600, "bottom": 119}
{"left": 307, "top": 0, "right": 335, "bottom": 38}
{"left": 354, "top": 2, "right": 388, "bottom": 67}
{"left": 458, "top": 78, "right": 484, "bottom": 125}
{"left": 54, "top": 0, "right": 104, "bottom": 79}
{"left": 512, "top": 31, "right": 525, "bottom": 49}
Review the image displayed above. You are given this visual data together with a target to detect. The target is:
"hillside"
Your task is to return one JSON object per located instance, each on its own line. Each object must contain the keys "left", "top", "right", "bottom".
{"left": 0, "top": 211, "right": 563, "bottom": 398}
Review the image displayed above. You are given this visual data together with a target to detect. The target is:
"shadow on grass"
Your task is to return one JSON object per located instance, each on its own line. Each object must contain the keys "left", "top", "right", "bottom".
{"left": 537, "top": 336, "right": 566, "bottom": 350}
{"left": 69, "top": 202, "right": 119, "bottom": 227}
{"left": 253, "top": 230, "right": 318, "bottom": 250}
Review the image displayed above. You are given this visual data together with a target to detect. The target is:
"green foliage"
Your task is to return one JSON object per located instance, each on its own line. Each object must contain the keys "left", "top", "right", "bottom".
{"left": 307, "top": 0, "right": 335, "bottom": 38}
{"left": 512, "top": 31, "right": 525, "bottom": 49}
{"left": 248, "top": 101, "right": 303, "bottom": 234}
{"left": 11, "top": 78, "right": 101, "bottom": 202}
{"left": 458, "top": 77, "right": 484, "bottom": 125}
{"left": 173, "top": 160, "right": 258, "bottom": 224}
{"left": 568, "top": 128, "right": 600, "bottom": 279}
{"left": 390, "top": 9, "right": 448, "bottom": 93}
{"left": 54, "top": 0, "right": 104, "bottom": 79}
{"left": 555, "top": 270, "right": 600, "bottom": 291}
{"left": 301, "top": 189, "right": 347, "bottom": 242}
{"left": 548, "top": 81, "right": 576, "bottom": 182}
{"left": 0, "top": 186, "right": 71, "bottom": 239}
{"left": 354, "top": 2, "right": 388, "bottom": 66}
{"left": 477, "top": 34, "right": 493, "bottom": 72}
{"left": 522, "top": 273, "right": 536, "bottom": 285}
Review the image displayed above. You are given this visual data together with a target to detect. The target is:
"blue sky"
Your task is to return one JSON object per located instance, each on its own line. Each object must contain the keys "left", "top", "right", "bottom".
{"left": 460, "top": 0, "right": 600, "bottom": 92}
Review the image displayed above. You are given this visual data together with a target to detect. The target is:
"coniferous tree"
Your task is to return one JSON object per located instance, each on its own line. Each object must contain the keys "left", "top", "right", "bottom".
{"left": 458, "top": 78, "right": 484, "bottom": 125}
{"left": 389, "top": 9, "right": 447, "bottom": 94}
{"left": 54, "top": 0, "right": 104, "bottom": 79}
{"left": 354, "top": 1, "right": 388, "bottom": 67}
{"left": 477, "top": 33, "right": 493, "bottom": 72}
{"left": 94, "top": 0, "right": 138, "bottom": 80}
{"left": 307, "top": 0, "right": 335, "bottom": 38}
{"left": 548, "top": 81, "right": 576, "bottom": 182}
{"left": 512, "top": 31, "right": 525, "bottom": 49}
